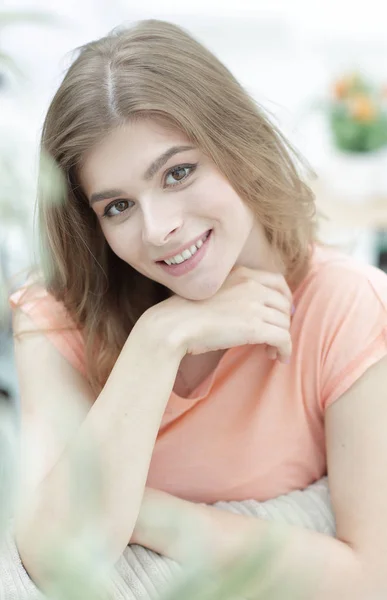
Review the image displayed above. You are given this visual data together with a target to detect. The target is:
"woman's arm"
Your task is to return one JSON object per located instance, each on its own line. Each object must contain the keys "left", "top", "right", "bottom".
{"left": 13, "top": 308, "right": 184, "bottom": 589}
{"left": 131, "top": 355, "right": 387, "bottom": 600}
{"left": 14, "top": 266, "right": 292, "bottom": 589}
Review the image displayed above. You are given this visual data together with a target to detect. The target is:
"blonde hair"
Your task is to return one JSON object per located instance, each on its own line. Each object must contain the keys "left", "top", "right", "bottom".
{"left": 33, "top": 19, "right": 316, "bottom": 394}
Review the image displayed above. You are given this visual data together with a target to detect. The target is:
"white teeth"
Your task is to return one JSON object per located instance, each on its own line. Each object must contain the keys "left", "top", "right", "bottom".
{"left": 181, "top": 249, "right": 192, "bottom": 260}
{"left": 163, "top": 231, "right": 210, "bottom": 266}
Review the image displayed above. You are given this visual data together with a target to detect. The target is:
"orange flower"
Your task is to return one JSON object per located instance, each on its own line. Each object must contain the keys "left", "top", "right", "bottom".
{"left": 333, "top": 78, "right": 348, "bottom": 99}
{"left": 348, "top": 94, "right": 377, "bottom": 122}
{"left": 333, "top": 73, "right": 360, "bottom": 100}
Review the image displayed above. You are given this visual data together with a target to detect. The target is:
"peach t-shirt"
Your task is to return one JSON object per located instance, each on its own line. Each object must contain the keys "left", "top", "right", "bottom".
{"left": 9, "top": 244, "right": 387, "bottom": 503}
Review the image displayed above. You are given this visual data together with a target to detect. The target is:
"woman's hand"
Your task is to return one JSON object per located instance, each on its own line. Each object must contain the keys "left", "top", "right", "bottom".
{"left": 152, "top": 266, "right": 293, "bottom": 364}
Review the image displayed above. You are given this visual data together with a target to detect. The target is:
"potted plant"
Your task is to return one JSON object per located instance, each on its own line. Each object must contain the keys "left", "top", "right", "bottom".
{"left": 330, "top": 72, "right": 387, "bottom": 152}
{"left": 320, "top": 71, "right": 387, "bottom": 204}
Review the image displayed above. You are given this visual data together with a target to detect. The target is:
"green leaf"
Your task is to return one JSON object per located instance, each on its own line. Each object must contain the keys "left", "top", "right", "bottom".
{"left": 160, "top": 525, "right": 302, "bottom": 600}
{"left": 38, "top": 149, "right": 67, "bottom": 208}
{"left": 0, "top": 402, "right": 18, "bottom": 540}
{"left": 40, "top": 538, "right": 112, "bottom": 600}
{"left": 0, "top": 50, "right": 24, "bottom": 78}
{"left": 0, "top": 10, "right": 64, "bottom": 30}
{"left": 329, "top": 109, "right": 387, "bottom": 152}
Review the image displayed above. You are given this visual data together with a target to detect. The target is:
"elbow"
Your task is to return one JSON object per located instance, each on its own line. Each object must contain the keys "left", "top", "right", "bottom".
{"left": 14, "top": 508, "right": 69, "bottom": 591}
{"left": 14, "top": 513, "right": 126, "bottom": 595}
{"left": 14, "top": 523, "right": 48, "bottom": 592}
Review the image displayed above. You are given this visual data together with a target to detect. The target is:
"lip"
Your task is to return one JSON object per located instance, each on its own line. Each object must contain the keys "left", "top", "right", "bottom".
{"left": 157, "top": 230, "right": 212, "bottom": 277}
{"left": 155, "top": 230, "right": 211, "bottom": 263}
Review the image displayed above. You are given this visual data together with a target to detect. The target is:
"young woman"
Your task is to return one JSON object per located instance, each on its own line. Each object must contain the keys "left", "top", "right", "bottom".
{"left": 9, "top": 19, "right": 387, "bottom": 599}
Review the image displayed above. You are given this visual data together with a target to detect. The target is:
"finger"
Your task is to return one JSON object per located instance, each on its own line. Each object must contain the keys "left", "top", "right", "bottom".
{"left": 266, "top": 345, "right": 290, "bottom": 364}
{"left": 265, "top": 345, "right": 277, "bottom": 360}
{"left": 262, "top": 288, "right": 292, "bottom": 317}
{"left": 261, "top": 325, "right": 292, "bottom": 362}
{"left": 230, "top": 267, "right": 292, "bottom": 305}
{"left": 257, "top": 272, "right": 292, "bottom": 304}
{"left": 262, "top": 306, "right": 290, "bottom": 330}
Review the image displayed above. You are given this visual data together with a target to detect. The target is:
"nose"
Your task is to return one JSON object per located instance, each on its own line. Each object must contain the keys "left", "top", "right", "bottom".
{"left": 141, "top": 196, "right": 183, "bottom": 246}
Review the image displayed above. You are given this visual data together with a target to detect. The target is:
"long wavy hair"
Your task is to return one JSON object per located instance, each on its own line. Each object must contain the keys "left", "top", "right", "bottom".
{"left": 32, "top": 19, "right": 316, "bottom": 394}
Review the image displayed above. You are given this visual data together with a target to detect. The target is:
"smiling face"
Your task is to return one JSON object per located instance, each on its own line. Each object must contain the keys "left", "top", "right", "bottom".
{"left": 79, "top": 118, "right": 281, "bottom": 300}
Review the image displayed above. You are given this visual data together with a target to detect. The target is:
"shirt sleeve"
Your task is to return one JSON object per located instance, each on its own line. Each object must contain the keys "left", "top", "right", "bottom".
{"left": 314, "top": 261, "right": 387, "bottom": 411}
{"left": 9, "top": 282, "right": 87, "bottom": 377}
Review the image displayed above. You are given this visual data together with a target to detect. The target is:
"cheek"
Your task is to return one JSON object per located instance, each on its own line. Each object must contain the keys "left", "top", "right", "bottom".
{"left": 201, "top": 179, "right": 254, "bottom": 231}
{"left": 193, "top": 176, "right": 241, "bottom": 217}
{"left": 102, "top": 225, "right": 142, "bottom": 263}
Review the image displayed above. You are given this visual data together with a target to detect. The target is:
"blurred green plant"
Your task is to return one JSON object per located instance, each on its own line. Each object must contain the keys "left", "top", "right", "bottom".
{"left": 324, "top": 72, "right": 387, "bottom": 153}
{"left": 0, "top": 12, "right": 111, "bottom": 600}
{"left": 0, "top": 10, "right": 63, "bottom": 79}
{"left": 0, "top": 397, "right": 18, "bottom": 537}
{"left": 0, "top": 8, "right": 65, "bottom": 325}
{"left": 157, "top": 524, "right": 304, "bottom": 600}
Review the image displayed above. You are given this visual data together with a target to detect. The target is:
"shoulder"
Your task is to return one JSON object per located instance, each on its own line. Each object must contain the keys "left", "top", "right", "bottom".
{"left": 9, "top": 273, "right": 77, "bottom": 329}
{"left": 294, "top": 245, "right": 387, "bottom": 409}
{"left": 295, "top": 244, "right": 387, "bottom": 317}
{"left": 9, "top": 274, "right": 87, "bottom": 376}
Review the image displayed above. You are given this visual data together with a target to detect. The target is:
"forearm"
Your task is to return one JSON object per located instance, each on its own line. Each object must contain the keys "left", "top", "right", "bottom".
{"left": 15, "top": 315, "right": 183, "bottom": 588}
{"left": 132, "top": 489, "right": 383, "bottom": 600}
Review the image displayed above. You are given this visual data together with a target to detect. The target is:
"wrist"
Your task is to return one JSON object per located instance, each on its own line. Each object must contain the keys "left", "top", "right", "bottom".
{"left": 131, "top": 488, "right": 185, "bottom": 552}
{"left": 138, "top": 303, "right": 189, "bottom": 359}
{"left": 131, "top": 488, "right": 205, "bottom": 562}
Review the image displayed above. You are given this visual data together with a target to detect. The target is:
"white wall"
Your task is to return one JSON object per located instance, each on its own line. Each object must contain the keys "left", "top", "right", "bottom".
{"left": 2, "top": 1, "right": 386, "bottom": 139}
{"left": 1, "top": 0, "right": 386, "bottom": 274}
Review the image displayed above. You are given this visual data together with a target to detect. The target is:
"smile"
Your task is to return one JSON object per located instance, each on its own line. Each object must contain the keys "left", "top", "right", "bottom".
{"left": 157, "top": 230, "right": 212, "bottom": 277}
{"left": 162, "top": 231, "right": 211, "bottom": 265}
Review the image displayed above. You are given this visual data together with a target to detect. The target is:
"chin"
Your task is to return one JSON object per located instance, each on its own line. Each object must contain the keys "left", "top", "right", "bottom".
{"left": 175, "top": 275, "right": 226, "bottom": 302}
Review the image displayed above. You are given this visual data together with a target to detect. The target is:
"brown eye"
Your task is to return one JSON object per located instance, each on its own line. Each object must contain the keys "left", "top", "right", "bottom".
{"left": 115, "top": 201, "right": 128, "bottom": 212}
{"left": 103, "top": 199, "right": 131, "bottom": 218}
{"left": 164, "top": 164, "right": 196, "bottom": 187}
{"left": 171, "top": 167, "right": 187, "bottom": 181}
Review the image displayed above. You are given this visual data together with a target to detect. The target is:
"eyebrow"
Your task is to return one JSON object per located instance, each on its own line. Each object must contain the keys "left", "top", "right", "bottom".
{"left": 89, "top": 144, "right": 195, "bottom": 206}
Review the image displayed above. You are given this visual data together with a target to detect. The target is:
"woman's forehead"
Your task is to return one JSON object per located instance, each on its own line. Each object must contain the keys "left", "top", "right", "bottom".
{"left": 79, "top": 120, "right": 197, "bottom": 197}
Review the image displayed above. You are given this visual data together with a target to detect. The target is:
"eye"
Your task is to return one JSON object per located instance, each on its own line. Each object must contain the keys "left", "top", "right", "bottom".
{"left": 103, "top": 199, "right": 132, "bottom": 219}
{"left": 164, "top": 164, "right": 197, "bottom": 187}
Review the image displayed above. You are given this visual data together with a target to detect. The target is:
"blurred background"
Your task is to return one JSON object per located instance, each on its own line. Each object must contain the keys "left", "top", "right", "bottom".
{"left": 1, "top": 0, "right": 387, "bottom": 403}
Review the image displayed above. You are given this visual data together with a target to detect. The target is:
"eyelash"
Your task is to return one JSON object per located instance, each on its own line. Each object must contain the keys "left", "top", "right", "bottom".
{"left": 102, "top": 163, "right": 198, "bottom": 219}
